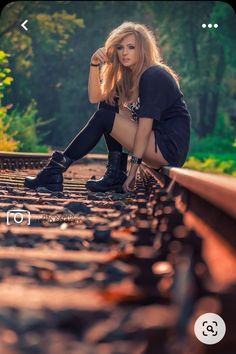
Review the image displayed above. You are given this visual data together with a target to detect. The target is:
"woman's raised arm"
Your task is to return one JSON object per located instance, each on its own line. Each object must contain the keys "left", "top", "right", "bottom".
{"left": 88, "top": 47, "right": 107, "bottom": 104}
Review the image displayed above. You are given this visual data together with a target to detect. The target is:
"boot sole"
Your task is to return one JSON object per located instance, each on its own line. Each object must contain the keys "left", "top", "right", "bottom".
{"left": 35, "top": 186, "right": 63, "bottom": 193}
{"left": 86, "top": 183, "right": 125, "bottom": 193}
{"left": 24, "top": 180, "right": 63, "bottom": 193}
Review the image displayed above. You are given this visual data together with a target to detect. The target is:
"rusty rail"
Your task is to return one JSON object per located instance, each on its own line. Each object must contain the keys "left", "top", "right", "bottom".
{"left": 140, "top": 164, "right": 236, "bottom": 287}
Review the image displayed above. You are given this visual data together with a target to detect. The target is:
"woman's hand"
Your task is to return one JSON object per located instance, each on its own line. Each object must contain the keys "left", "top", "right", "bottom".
{"left": 122, "top": 174, "right": 136, "bottom": 193}
{"left": 91, "top": 47, "right": 108, "bottom": 65}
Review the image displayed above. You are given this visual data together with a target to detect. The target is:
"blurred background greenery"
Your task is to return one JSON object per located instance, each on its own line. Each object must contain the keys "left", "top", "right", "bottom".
{"left": 0, "top": 1, "right": 235, "bottom": 175}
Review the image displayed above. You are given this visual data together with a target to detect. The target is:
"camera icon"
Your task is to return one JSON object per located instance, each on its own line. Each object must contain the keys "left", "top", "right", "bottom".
{"left": 6, "top": 209, "right": 31, "bottom": 226}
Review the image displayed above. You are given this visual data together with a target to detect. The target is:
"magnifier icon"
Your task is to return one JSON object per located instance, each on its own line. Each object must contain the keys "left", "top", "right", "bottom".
{"left": 207, "top": 325, "right": 214, "bottom": 333}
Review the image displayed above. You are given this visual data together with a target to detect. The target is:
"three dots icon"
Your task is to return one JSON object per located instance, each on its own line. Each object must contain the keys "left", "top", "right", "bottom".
{"left": 202, "top": 24, "right": 218, "bottom": 28}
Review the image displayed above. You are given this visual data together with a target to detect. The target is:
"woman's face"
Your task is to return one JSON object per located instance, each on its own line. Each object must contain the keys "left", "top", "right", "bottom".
{"left": 116, "top": 34, "right": 138, "bottom": 69}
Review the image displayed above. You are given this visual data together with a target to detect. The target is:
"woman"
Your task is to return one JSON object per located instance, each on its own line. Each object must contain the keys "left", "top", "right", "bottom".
{"left": 24, "top": 22, "right": 191, "bottom": 193}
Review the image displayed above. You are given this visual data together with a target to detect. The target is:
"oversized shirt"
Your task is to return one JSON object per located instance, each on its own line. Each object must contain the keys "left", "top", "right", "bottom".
{"left": 99, "top": 65, "right": 191, "bottom": 166}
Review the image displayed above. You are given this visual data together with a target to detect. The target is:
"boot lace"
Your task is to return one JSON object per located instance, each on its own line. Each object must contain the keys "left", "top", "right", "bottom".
{"left": 104, "top": 163, "right": 114, "bottom": 177}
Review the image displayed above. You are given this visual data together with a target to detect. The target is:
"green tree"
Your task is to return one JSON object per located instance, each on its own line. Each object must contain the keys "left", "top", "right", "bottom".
{"left": 149, "top": 1, "right": 236, "bottom": 137}
{"left": 0, "top": 1, "right": 85, "bottom": 146}
{"left": 0, "top": 49, "right": 18, "bottom": 151}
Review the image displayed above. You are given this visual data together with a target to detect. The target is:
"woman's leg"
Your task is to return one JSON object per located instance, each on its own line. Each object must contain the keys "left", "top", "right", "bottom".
{"left": 104, "top": 133, "right": 123, "bottom": 152}
{"left": 98, "top": 101, "right": 123, "bottom": 152}
{"left": 85, "top": 132, "right": 128, "bottom": 192}
{"left": 64, "top": 110, "right": 129, "bottom": 193}
{"left": 24, "top": 108, "right": 117, "bottom": 192}
{"left": 63, "top": 109, "right": 116, "bottom": 159}
{"left": 64, "top": 110, "right": 168, "bottom": 168}
{"left": 110, "top": 113, "right": 169, "bottom": 169}
{"left": 103, "top": 106, "right": 132, "bottom": 153}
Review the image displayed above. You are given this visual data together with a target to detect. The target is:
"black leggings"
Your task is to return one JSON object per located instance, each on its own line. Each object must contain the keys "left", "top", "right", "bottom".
{"left": 63, "top": 108, "right": 121, "bottom": 160}
{"left": 104, "top": 132, "right": 123, "bottom": 153}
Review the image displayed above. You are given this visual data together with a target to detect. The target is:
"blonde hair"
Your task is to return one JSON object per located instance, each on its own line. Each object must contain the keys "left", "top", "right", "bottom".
{"left": 100, "top": 21, "right": 180, "bottom": 108}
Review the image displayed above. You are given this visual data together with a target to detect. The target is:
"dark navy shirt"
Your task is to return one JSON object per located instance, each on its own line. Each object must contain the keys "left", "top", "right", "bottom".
{"left": 138, "top": 65, "right": 190, "bottom": 128}
{"left": 99, "top": 65, "right": 191, "bottom": 166}
{"left": 136, "top": 65, "right": 191, "bottom": 166}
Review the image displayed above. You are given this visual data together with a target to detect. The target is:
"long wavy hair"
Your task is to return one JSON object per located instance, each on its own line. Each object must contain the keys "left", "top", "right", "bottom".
{"left": 100, "top": 22, "right": 180, "bottom": 108}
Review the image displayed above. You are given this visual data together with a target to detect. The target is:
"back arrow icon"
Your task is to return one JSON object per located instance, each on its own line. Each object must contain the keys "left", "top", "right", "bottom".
{"left": 21, "top": 20, "right": 28, "bottom": 31}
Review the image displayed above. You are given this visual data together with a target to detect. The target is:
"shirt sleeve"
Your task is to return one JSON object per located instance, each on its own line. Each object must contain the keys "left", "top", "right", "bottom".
{"left": 138, "top": 67, "right": 173, "bottom": 122}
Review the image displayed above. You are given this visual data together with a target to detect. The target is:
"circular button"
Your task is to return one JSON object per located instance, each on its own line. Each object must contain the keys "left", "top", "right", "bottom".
{"left": 194, "top": 313, "right": 226, "bottom": 344}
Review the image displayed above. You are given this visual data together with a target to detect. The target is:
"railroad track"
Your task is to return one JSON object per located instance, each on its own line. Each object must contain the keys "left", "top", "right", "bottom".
{"left": 0, "top": 151, "right": 235, "bottom": 354}
{"left": 0, "top": 151, "right": 107, "bottom": 170}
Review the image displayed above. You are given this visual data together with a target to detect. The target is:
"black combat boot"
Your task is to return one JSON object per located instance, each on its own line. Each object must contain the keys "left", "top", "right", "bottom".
{"left": 24, "top": 151, "right": 74, "bottom": 192}
{"left": 85, "top": 151, "right": 128, "bottom": 193}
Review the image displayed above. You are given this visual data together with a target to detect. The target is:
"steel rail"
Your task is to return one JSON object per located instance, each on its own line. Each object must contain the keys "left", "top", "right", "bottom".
{"left": 140, "top": 164, "right": 236, "bottom": 288}
{"left": 0, "top": 151, "right": 108, "bottom": 169}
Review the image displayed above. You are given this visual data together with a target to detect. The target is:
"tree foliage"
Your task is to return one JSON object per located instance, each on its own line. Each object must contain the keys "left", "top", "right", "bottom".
{"left": 0, "top": 49, "right": 48, "bottom": 152}
{"left": 0, "top": 49, "right": 19, "bottom": 151}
